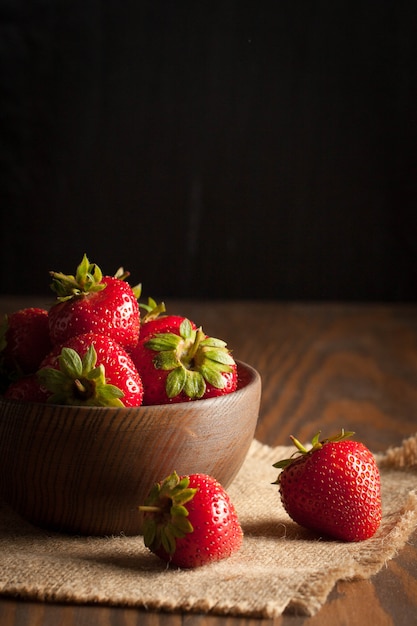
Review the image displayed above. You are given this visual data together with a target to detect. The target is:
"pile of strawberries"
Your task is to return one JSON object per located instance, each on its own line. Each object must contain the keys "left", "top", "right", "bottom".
{"left": 0, "top": 254, "right": 238, "bottom": 407}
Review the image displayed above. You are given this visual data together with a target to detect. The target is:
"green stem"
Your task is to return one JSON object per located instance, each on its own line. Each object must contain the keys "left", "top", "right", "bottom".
{"left": 138, "top": 505, "right": 162, "bottom": 513}
{"left": 187, "top": 328, "right": 205, "bottom": 362}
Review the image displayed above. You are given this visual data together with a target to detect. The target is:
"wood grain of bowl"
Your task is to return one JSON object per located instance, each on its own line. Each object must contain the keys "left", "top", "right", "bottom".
{"left": 0, "top": 361, "right": 261, "bottom": 536}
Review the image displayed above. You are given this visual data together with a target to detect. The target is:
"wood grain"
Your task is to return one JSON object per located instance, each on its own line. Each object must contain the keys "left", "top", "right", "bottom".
{"left": 174, "top": 301, "right": 417, "bottom": 452}
{"left": 1, "top": 297, "right": 416, "bottom": 625}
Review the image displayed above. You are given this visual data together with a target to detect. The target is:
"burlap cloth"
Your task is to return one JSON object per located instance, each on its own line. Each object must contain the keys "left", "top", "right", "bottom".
{"left": 1, "top": 434, "right": 417, "bottom": 618}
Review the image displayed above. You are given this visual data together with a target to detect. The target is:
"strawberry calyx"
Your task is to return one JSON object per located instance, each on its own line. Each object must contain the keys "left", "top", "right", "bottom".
{"left": 139, "top": 471, "right": 197, "bottom": 555}
{"left": 139, "top": 297, "right": 167, "bottom": 322}
{"left": 146, "top": 319, "right": 235, "bottom": 399}
{"left": 272, "top": 429, "right": 355, "bottom": 475}
{"left": 37, "top": 345, "right": 125, "bottom": 407}
{"left": 50, "top": 255, "right": 142, "bottom": 302}
{"left": 50, "top": 254, "right": 106, "bottom": 301}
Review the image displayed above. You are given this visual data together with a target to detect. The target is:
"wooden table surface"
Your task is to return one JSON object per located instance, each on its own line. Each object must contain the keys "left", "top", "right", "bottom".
{"left": 1, "top": 297, "right": 416, "bottom": 626}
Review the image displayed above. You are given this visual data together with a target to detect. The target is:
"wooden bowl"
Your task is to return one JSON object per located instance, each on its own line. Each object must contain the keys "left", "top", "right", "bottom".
{"left": 0, "top": 361, "right": 261, "bottom": 536}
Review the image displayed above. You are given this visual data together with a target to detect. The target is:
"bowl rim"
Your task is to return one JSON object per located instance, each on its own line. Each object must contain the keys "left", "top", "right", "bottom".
{"left": 0, "top": 360, "right": 261, "bottom": 413}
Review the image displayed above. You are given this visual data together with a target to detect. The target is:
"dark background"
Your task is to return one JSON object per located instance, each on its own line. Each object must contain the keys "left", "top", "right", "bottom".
{"left": 1, "top": 2, "right": 416, "bottom": 301}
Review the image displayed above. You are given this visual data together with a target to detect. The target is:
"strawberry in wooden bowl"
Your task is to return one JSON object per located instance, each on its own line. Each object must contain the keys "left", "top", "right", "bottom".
{"left": 0, "top": 256, "right": 261, "bottom": 537}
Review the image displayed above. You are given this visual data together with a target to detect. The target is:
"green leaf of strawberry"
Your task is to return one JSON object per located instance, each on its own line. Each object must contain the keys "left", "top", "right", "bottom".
{"left": 273, "top": 430, "right": 382, "bottom": 542}
{"left": 139, "top": 472, "right": 243, "bottom": 568}
{"left": 147, "top": 333, "right": 182, "bottom": 353}
{"left": 165, "top": 366, "right": 188, "bottom": 397}
{"left": 139, "top": 297, "right": 167, "bottom": 322}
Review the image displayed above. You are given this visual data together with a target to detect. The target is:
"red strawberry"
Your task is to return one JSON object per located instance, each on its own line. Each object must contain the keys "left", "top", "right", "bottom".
{"left": 139, "top": 471, "right": 243, "bottom": 568}
{"left": 273, "top": 430, "right": 382, "bottom": 542}
{"left": 3, "top": 374, "right": 50, "bottom": 403}
{"left": 0, "top": 308, "right": 52, "bottom": 376}
{"left": 129, "top": 316, "right": 237, "bottom": 405}
{"left": 38, "top": 332, "right": 143, "bottom": 407}
{"left": 140, "top": 314, "right": 196, "bottom": 342}
{"left": 48, "top": 254, "right": 140, "bottom": 351}
{"left": 137, "top": 297, "right": 195, "bottom": 341}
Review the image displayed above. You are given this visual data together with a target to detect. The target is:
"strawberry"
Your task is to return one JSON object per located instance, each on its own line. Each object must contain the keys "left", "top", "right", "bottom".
{"left": 140, "top": 314, "right": 196, "bottom": 342}
{"left": 38, "top": 332, "right": 143, "bottom": 407}
{"left": 129, "top": 316, "right": 237, "bottom": 405}
{"left": 48, "top": 254, "right": 140, "bottom": 351}
{"left": 137, "top": 297, "right": 195, "bottom": 341}
{"left": 139, "top": 471, "right": 243, "bottom": 568}
{"left": 0, "top": 308, "right": 52, "bottom": 377}
{"left": 273, "top": 430, "right": 382, "bottom": 542}
{"left": 3, "top": 374, "right": 50, "bottom": 403}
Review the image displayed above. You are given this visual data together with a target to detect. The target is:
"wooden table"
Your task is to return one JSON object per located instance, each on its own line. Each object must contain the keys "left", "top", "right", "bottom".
{"left": 1, "top": 297, "right": 416, "bottom": 626}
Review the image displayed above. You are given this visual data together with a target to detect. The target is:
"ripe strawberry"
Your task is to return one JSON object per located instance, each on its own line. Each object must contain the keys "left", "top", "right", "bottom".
{"left": 3, "top": 374, "right": 50, "bottom": 403}
{"left": 140, "top": 314, "right": 196, "bottom": 342}
{"left": 273, "top": 430, "right": 382, "bottom": 542}
{"left": 139, "top": 471, "right": 243, "bottom": 568}
{"left": 129, "top": 316, "right": 237, "bottom": 405}
{"left": 137, "top": 297, "right": 196, "bottom": 342}
{"left": 48, "top": 254, "right": 140, "bottom": 351}
{"left": 0, "top": 308, "right": 52, "bottom": 376}
{"left": 38, "top": 332, "right": 143, "bottom": 407}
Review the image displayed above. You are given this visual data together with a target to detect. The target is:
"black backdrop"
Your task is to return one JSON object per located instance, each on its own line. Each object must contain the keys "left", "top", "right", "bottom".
{"left": 1, "top": 2, "right": 417, "bottom": 300}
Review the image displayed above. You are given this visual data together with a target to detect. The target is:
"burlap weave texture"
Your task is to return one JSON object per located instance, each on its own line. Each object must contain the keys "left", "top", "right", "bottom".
{"left": 1, "top": 434, "right": 416, "bottom": 618}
